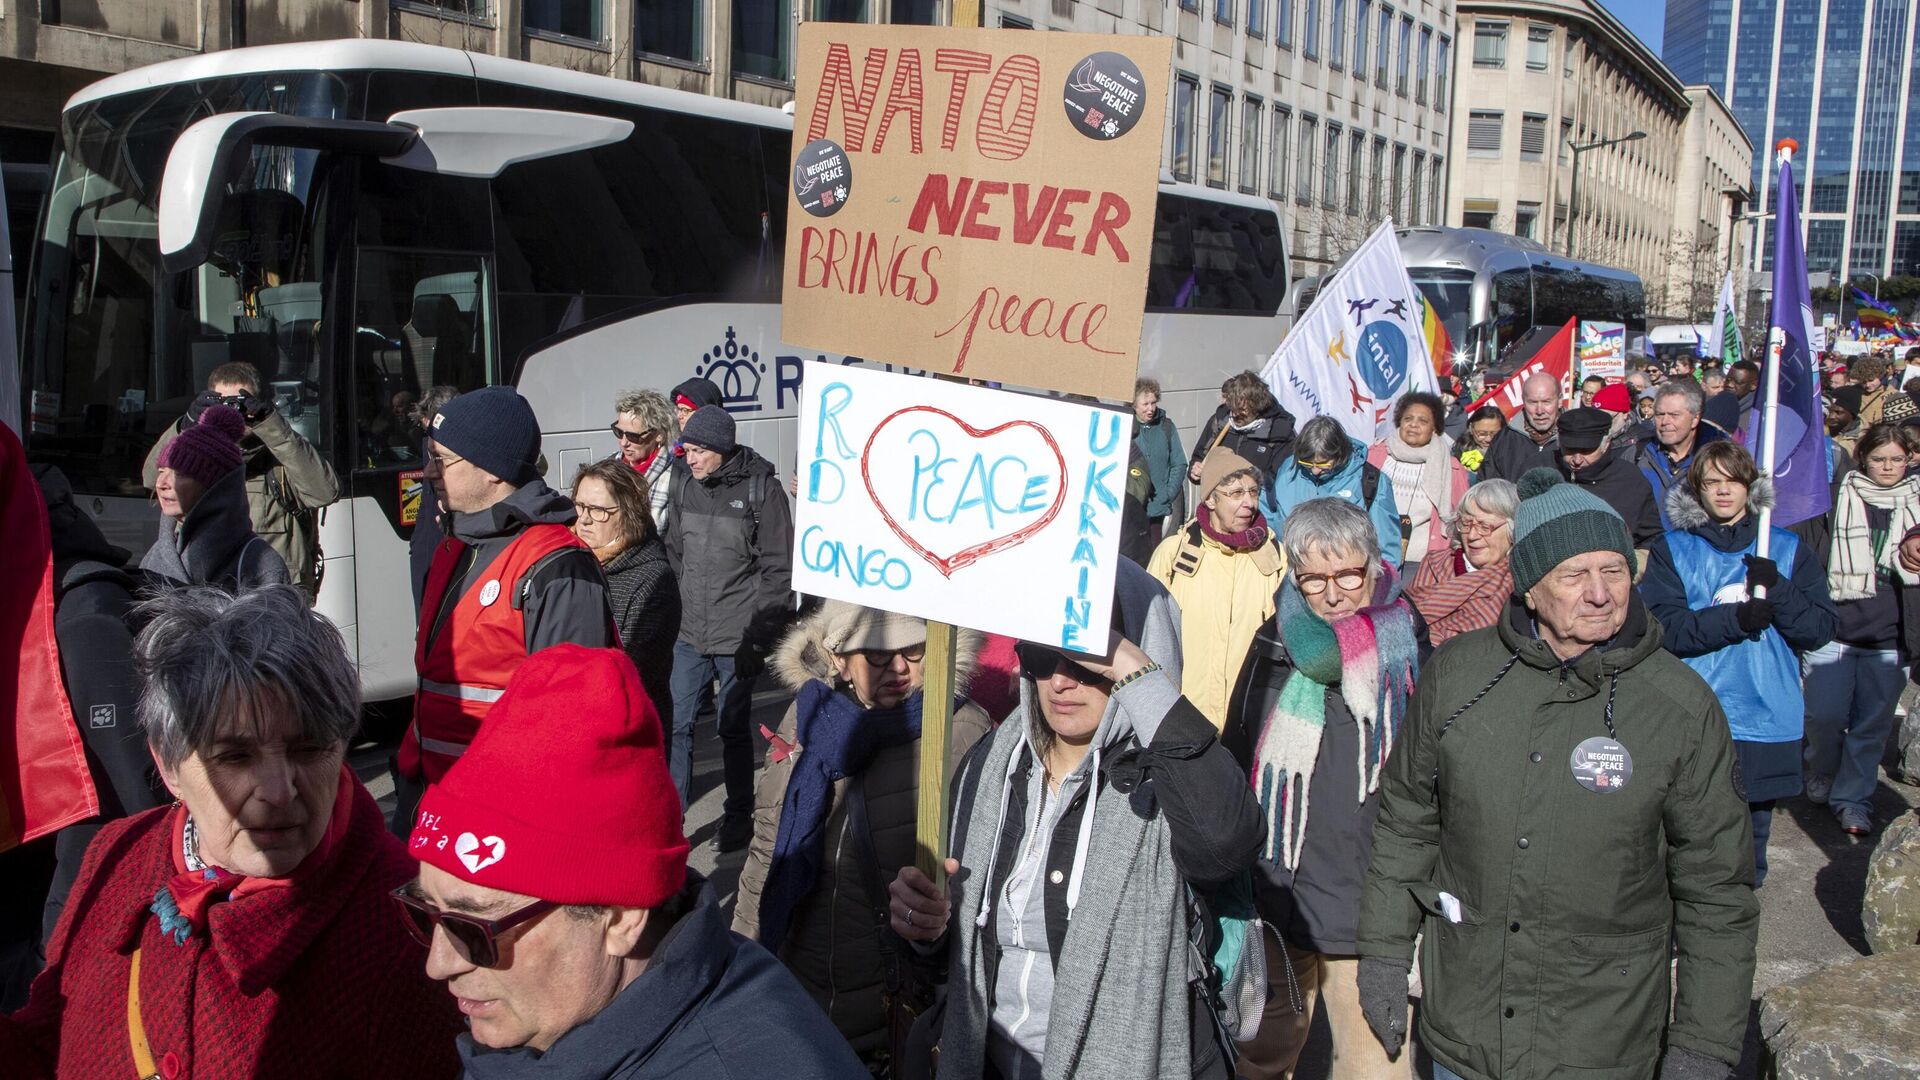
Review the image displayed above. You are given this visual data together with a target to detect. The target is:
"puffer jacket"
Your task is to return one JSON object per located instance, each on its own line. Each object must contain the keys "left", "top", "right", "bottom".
{"left": 1263, "top": 437, "right": 1404, "bottom": 567}
{"left": 731, "top": 612, "right": 988, "bottom": 1059}
{"left": 1145, "top": 519, "right": 1287, "bottom": 729}
{"left": 663, "top": 447, "right": 794, "bottom": 655}
{"left": 144, "top": 407, "right": 338, "bottom": 596}
{"left": 139, "top": 467, "right": 290, "bottom": 592}
{"left": 1190, "top": 402, "right": 1298, "bottom": 489}
{"left": 1359, "top": 597, "right": 1758, "bottom": 1079}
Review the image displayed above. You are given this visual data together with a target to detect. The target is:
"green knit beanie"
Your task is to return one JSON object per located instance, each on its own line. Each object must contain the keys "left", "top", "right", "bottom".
{"left": 1508, "top": 468, "right": 1636, "bottom": 597}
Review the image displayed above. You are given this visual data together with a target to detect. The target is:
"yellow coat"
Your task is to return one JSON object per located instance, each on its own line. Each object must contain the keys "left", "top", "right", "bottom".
{"left": 1147, "top": 522, "right": 1288, "bottom": 730}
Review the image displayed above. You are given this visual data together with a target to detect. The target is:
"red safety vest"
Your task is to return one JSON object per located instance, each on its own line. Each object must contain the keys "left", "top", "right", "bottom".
{"left": 399, "top": 523, "right": 586, "bottom": 783}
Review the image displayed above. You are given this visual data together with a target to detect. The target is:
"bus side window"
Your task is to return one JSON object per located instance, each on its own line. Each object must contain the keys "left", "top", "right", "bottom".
{"left": 351, "top": 250, "right": 493, "bottom": 468}
{"left": 1148, "top": 195, "right": 1195, "bottom": 310}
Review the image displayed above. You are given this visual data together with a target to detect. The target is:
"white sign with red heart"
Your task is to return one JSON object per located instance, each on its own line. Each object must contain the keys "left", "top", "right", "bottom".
{"left": 793, "top": 361, "right": 1124, "bottom": 647}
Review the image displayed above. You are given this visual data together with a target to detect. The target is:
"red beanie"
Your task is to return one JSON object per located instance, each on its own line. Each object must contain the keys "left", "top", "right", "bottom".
{"left": 1591, "top": 383, "right": 1632, "bottom": 415}
{"left": 409, "top": 645, "right": 688, "bottom": 907}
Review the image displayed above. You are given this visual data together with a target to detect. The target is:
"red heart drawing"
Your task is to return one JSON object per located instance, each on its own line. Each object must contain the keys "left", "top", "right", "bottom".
{"left": 860, "top": 405, "right": 1069, "bottom": 579}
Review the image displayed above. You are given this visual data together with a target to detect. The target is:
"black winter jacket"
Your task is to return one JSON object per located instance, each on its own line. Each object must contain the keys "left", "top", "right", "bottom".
{"left": 663, "top": 447, "right": 794, "bottom": 655}
{"left": 605, "top": 535, "right": 681, "bottom": 726}
{"left": 1189, "top": 402, "right": 1298, "bottom": 489}
{"left": 457, "top": 881, "right": 864, "bottom": 1079}
{"left": 1477, "top": 422, "right": 1559, "bottom": 484}
{"left": 1562, "top": 444, "right": 1664, "bottom": 546}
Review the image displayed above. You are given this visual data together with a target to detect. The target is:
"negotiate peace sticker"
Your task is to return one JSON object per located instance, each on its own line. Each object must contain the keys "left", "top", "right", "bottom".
{"left": 793, "top": 138, "right": 852, "bottom": 218}
{"left": 1569, "top": 736, "right": 1634, "bottom": 793}
{"left": 1061, "top": 51, "right": 1146, "bottom": 141}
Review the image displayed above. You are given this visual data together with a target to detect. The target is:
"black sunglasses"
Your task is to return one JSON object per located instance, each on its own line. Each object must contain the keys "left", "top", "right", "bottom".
{"left": 391, "top": 886, "right": 559, "bottom": 968}
{"left": 1013, "top": 641, "right": 1108, "bottom": 685}
{"left": 857, "top": 644, "right": 927, "bottom": 666}
{"left": 609, "top": 424, "right": 657, "bottom": 445}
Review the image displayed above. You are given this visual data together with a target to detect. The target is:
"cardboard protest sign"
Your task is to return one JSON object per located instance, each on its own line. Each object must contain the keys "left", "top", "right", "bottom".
{"left": 781, "top": 25, "right": 1171, "bottom": 401}
{"left": 793, "top": 361, "right": 1124, "bottom": 647}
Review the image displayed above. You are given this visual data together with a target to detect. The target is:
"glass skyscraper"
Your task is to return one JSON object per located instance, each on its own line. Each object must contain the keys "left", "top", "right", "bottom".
{"left": 1664, "top": 0, "right": 1920, "bottom": 279}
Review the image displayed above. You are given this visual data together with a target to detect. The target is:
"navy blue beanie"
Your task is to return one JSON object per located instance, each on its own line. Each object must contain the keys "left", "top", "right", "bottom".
{"left": 680, "top": 405, "right": 737, "bottom": 455}
{"left": 430, "top": 386, "right": 542, "bottom": 485}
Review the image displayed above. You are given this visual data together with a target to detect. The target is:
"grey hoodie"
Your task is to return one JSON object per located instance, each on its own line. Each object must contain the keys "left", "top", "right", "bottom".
{"left": 140, "top": 467, "right": 289, "bottom": 592}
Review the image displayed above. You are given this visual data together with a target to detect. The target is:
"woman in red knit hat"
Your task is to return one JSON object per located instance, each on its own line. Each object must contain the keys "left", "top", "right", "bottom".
{"left": 0, "top": 584, "right": 461, "bottom": 1078}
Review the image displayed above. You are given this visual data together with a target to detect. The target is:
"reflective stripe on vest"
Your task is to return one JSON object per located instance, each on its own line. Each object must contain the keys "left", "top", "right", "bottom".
{"left": 419, "top": 679, "right": 506, "bottom": 703}
{"left": 1667, "top": 526, "right": 1803, "bottom": 743}
{"left": 409, "top": 719, "right": 473, "bottom": 759}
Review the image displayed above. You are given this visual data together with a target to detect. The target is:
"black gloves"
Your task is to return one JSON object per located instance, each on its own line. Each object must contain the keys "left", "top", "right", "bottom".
{"left": 1355, "top": 956, "right": 1410, "bottom": 1057}
{"left": 188, "top": 389, "right": 272, "bottom": 423}
{"left": 1735, "top": 598, "right": 1775, "bottom": 634}
{"left": 238, "top": 392, "right": 274, "bottom": 422}
{"left": 1659, "top": 1046, "right": 1733, "bottom": 1080}
{"left": 1743, "top": 555, "right": 1780, "bottom": 592}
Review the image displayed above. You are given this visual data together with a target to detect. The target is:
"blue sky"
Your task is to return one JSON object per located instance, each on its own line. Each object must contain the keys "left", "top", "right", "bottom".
{"left": 1604, "top": 0, "right": 1666, "bottom": 53}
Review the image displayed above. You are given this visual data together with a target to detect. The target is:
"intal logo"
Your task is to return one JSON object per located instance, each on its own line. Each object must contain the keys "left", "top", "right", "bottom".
{"left": 695, "top": 328, "right": 767, "bottom": 414}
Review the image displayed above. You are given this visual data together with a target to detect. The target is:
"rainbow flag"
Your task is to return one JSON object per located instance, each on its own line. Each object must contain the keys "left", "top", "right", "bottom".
{"left": 1418, "top": 291, "right": 1454, "bottom": 379}
{"left": 1853, "top": 287, "right": 1899, "bottom": 328}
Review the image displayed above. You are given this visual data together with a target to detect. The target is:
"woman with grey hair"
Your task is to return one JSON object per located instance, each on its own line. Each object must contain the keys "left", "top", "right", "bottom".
{"left": 1406, "top": 480, "right": 1519, "bottom": 644}
{"left": 611, "top": 388, "right": 679, "bottom": 531}
{"left": 2, "top": 585, "right": 460, "bottom": 1077}
{"left": 1222, "top": 498, "right": 1429, "bottom": 1080}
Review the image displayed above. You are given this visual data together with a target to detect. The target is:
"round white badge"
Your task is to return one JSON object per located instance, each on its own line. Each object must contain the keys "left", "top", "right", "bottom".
{"left": 479, "top": 579, "right": 502, "bottom": 607}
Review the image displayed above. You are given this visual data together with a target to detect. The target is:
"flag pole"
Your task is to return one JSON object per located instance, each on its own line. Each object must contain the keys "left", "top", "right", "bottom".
{"left": 1753, "top": 139, "right": 1795, "bottom": 595}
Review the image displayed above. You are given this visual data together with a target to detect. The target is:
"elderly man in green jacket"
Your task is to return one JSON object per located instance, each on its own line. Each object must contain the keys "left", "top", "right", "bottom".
{"left": 1356, "top": 467, "right": 1758, "bottom": 1080}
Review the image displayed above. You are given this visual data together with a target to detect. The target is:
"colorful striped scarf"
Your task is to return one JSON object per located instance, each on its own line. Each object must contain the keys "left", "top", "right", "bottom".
{"left": 1252, "top": 563, "right": 1420, "bottom": 869}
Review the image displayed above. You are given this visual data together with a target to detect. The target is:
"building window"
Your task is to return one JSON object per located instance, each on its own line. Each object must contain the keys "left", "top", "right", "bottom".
{"left": 1208, "top": 85, "right": 1233, "bottom": 188}
{"left": 526, "top": 0, "right": 602, "bottom": 38}
{"left": 1473, "top": 20, "right": 1506, "bottom": 68}
{"left": 1216, "top": 0, "right": 1233, "bottom": 26}
{"left": 1278, "top": 0, "right": 1293, "bottom": 46}
{"left": 999, "top": 12, "right": 1032, "bottom": 24}
{"left": 1526, "top": 25, "right": 1552, "bottom": 71}
{"left": 1435, "top": 36, "right": 1449, "bottom": 108}
{"left": 892, "top": 0, "right": 936, "bottom": 20}
{"left": 1270, "top": 108, "right": 1291, "bottom": 197}
{"left": 1410, "top": 149, "right": 1425, "bottom": 224}
{"left": 1520, "top": 113, "right": 1547, "bottom": 160}
{"left": 1304, "top": 0, "right": 1321, "bottom": 58}
{"left": 811, "top": 0, "right": 865, "bottom": 20}
{"left": 1515, "top": 200, "right": 1541, "bottom": 240}
{"left": 1323, "top": 123, "right": 1342, "bottom": 208}
{"left": 636, "top": 0, "right": 700, "bottom": 61}
{"left": 733, "top": 0, "right": 790, "bottom": 81}
{"left": 1467, "top": 109, "right": 1502, "bottom": 157}
{"left": 1051, "top": 0, "right": 1073, "bottom": 19}
{"left": 1181, "top": 0, "right": 1198, "bottom": 14}
{"left": 1356, "top": 0, "right": 1371, "bottom": 76}
{"left": 1416, "top": 26, "right": 1431, "bottom": 104}
{"left": 1560, "top": 117, "right": 1573, "bottom": 163}
{"left": 399, "top": 0, "right": 488, "bottom": 16}
{"left": 1462, "top": 199, "right": 1496, "bottom": 229}
{"left": 1429, "top": 156, "right": 1444, "bottom": 223}
{"left": 1391, "top": 144, "right": 1406, "bottom": 221}
{"left": 1375, "top": 5, "right": 1392, "bottom": 86}
{"left": 1297, "top": 115, "right": 1318, "bottom": 204}
{"left": 1330, "top": 0, "right": 1347, "bottom": 68}
{"left": 1240, "top": 98, "right": 1263, "bottom": 194}
{"left": 1347, "top": 130, "right": 1365, "bottom": 214}
{"left": 1248, "top": 0, "right": 1265, "bottom": 37}
{"left": 1370, "top": 136, "right": 1387, "bottom": 217}
{"left": 1173, "top": 75, "right": 1199, "bottom": 183}
{"left": 1396, "top": 16, "right": 1412, "bottom": 95}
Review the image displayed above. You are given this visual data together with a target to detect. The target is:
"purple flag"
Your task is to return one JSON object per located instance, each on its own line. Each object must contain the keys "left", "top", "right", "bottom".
{"left": 1749, "top": 146, "right": 1832, "bottom": 528}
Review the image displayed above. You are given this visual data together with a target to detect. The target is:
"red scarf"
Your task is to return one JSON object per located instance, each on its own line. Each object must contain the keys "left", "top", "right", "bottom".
{"left": 1197, "top": 503, "right": 1272, "bottom": 552}
{"left": 160, "top": 764, "right": 356, "bottom": 937}
{"left": 631, "top": 448, "right": 659, "bottom": 474}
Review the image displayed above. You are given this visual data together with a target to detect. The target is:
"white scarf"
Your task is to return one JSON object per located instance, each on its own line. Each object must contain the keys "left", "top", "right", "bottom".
{"left": 1829, "top": 471, "right": 1920, "bottom": 601}
{"left": 1384, "top": 430, "right": 1456, "bottom": 564}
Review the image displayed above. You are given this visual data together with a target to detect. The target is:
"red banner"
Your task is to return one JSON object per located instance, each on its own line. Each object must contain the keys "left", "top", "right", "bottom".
{"left": 1, "top": 422, "right": 98, "bottom": 852}
{"left": 1467, "top": 319, "right": 1578, "bottom": 419}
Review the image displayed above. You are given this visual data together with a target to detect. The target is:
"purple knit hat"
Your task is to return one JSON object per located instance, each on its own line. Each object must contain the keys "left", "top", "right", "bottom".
{"left": 158, "top": 405, "right": 246, "bottom": 488}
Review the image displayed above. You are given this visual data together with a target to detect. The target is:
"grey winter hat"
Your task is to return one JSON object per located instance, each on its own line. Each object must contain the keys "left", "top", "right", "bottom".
{"left": 1508, "top": 468, "right": 1636, "bottom": 597}
{"left": 679, "top": 405, "right": 737, "bottom": 455}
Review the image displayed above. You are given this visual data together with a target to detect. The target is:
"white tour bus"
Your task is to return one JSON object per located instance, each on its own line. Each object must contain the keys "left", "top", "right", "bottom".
{"left": 21, "top": 40, "right": 1290, "bottom": 701}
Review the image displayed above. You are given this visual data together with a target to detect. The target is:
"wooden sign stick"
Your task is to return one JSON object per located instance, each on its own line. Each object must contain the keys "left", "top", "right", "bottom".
{"left": 915, "top": 620, "right": 958, "bottom": 891}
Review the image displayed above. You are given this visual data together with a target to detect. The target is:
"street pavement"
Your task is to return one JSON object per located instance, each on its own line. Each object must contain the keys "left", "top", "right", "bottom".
{"left": 354, "top": 694, "right": 1920, "bottom": 1080}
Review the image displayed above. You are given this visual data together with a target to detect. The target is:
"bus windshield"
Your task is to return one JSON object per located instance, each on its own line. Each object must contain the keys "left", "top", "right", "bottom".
{"left": 26, "top": 73, "right": 351, "bottom": 493}
{"left": 1410, "top": 268, "right": 1474, "bottom": 352}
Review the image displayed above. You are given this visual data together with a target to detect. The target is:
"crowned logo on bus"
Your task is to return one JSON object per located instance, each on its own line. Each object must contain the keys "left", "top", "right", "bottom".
{"left": 696, "top": 328, "right": 769, "bottom": 413}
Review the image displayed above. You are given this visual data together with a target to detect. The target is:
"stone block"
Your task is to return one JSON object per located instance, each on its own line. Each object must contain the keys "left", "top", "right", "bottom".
{"left": 1759, "top": 948, "right": 1920, "bottom": 1078}
{"left": 1862, "top": 812, "right": 1920, "bottom": 955}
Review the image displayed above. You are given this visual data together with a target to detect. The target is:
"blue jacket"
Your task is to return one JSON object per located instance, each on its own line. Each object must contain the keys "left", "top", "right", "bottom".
{"left": 1634, "top": 425, "right": 1724, "bottom": 531}
{"left": 458, "top": 883, "right": 864, "bottom": 1080}
{"left": 1263, "top": 437, "right": 1403, "bottom": 568}
{"left": 1132, "top": 410, "right": 1186, "bottom": 519}
{"left": 1640, "top": 480, "right": 1836, "bottom": 745}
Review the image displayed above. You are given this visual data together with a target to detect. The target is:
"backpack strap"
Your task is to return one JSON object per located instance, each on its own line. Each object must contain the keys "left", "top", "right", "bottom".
{"left": 1361, "top": 461, "right": 1380, "bottom": 507}
{"left": 1170, "top": 521, "right": 1207, "bottom": 579}
{"left": 747, "top": 470, "right": 766, "bottom": 558}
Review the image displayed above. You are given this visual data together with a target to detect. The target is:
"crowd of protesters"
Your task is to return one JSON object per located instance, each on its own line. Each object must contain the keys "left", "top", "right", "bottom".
{"left": 6, "top": 339, "right": 1920, "bottom": 1080}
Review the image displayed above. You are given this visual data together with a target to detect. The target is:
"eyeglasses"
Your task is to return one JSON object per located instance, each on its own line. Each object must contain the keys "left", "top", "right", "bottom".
{"left": 1294, "top": 565, "right": 1371, "bottom": 595}
{"left": 390, "top": 886, "right": 559, "bottom": 968}
{"left": 1013, "top": 641, "right": 1108, "bottom": 685}
{"left": 573, "top": 501, "right": 621, "bottom": 523}
{"left": 1213, "top": 484, "right": 1261, "bottom": 501}
{"left": 610, "top": 424, "right": 658, "bottom": 446}
{"left": 426, "top": 451, "right": 465, "bottom": 472}
{"left": 856, "top": 644, "right": 927, "bottom": 666}
{"left": 1295, "top": 458, "right": 1338, "bottom": 472}
{"left": 1456, "top": 516, "right": 1509, "bottom": 538}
